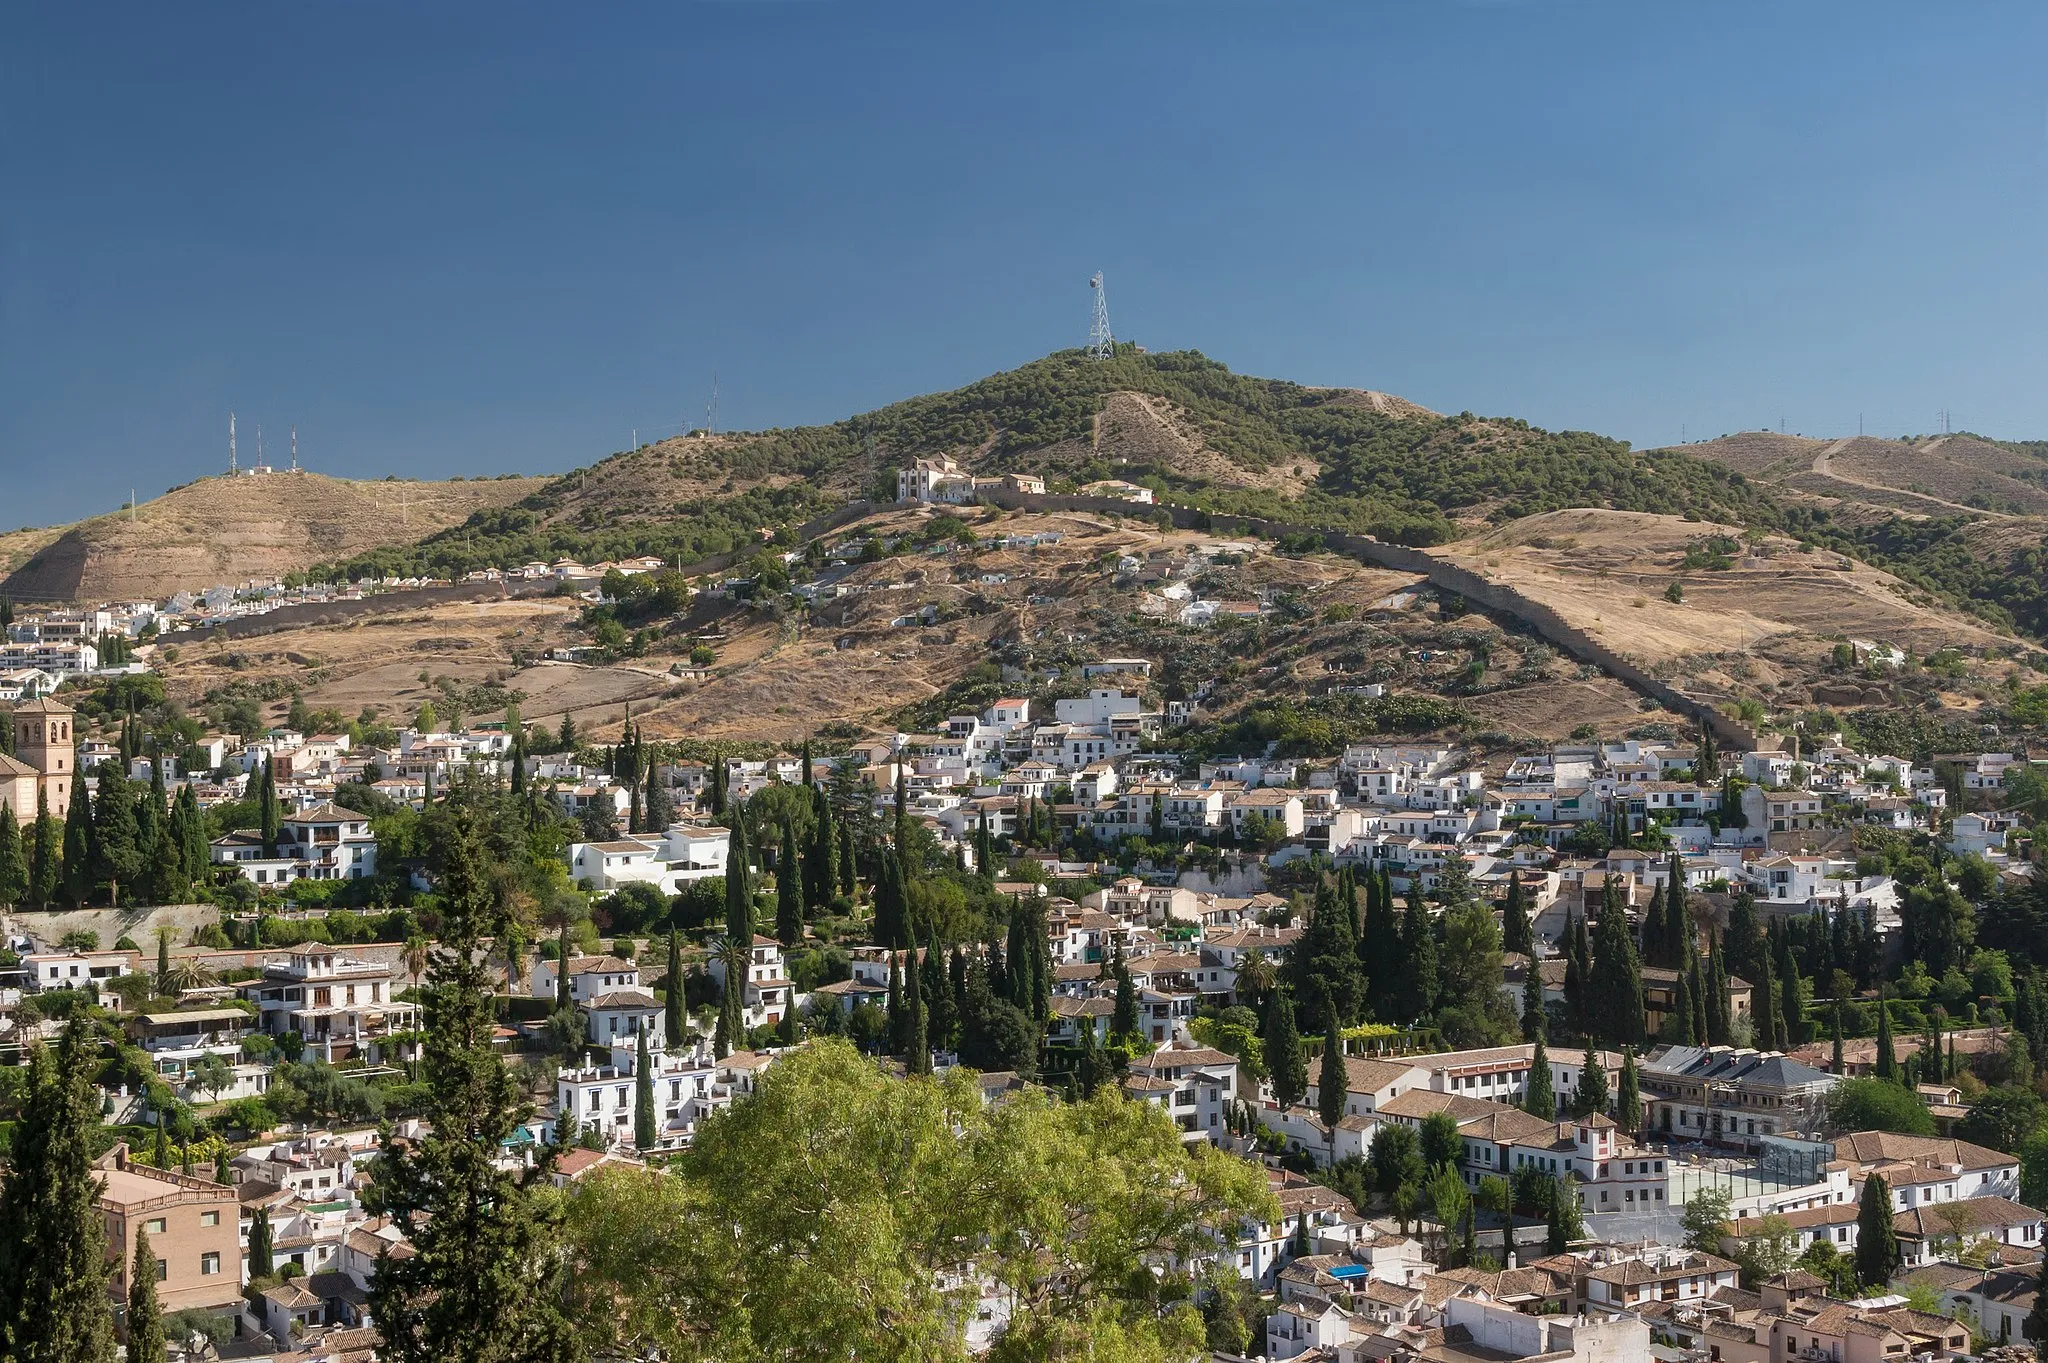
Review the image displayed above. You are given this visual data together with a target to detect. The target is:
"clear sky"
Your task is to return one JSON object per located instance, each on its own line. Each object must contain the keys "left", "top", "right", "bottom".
{"left": 5, "top": 4, "right": 2048, "bottom": 524}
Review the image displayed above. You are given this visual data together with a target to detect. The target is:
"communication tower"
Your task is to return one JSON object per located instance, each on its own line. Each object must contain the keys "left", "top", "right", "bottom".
{"left": 1087, "top": 273, "right": 1114, "bottom": 361}
{"left": 229, "top": 412, "right": 238, "bottom": 474}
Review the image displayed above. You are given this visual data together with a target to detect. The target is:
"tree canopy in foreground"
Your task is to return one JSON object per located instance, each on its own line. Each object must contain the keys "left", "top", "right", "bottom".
{"left": 559, "top": 1039, "right": 1278, "bottom": 1362}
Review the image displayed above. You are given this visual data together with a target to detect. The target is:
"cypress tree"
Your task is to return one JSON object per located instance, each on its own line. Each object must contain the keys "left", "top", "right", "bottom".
{"left": 1727, "top": 891, "right": 1764, "bottom": 997}
{"left": 1264, "top": 990, "right": 1307, "bottom": 1108}
{"left": 1875, "top": 991, "right": 1897, "bottom": 1082}
{"left": 806, "top": 788, "right": 837, "bottom": 911}
{"left": 1671, "top": 965, "right": 1697, "bottom": 1045}
{"left": 724, "top": 808, "right": 753, "bottom": 944}
{"left": 1111, "top": 948, "right": 1139, "bottom": 1041}
{"left": 1521, "top": 965, "right": 1546, "bottom": 1042}
{"left": 1318, "top": 1025, "right": 1346, "bottom": 1158}
{"left": 1696, "top": 721, "right": 1718, "bottom": 783}
{"left": 247, "top": 1206, "right": 273, "bottom": 1277}
{"left": 1617, "top": 1047, "right": 1642, "bottom": 1133}
{"left": 886, "top": 958, "right": 905, "bottom": 1055}
{"left": 60, "top": 776, "right": 92, "bottom": 907}
{"left": 663, "top": 930, "right": 685, "bottom": 1050}
{"left": 509, "top": 732, "right": 526, "bottom": 796}
{"left": 905, "top": 956, "right": 930, "bottom": 1076}
{"left": 1588, "top": 878, "right": 1645, "bottom": 1045}
{"left": 553, "top": 921, "right": 573, "bottom": 1016}
{"left": 1776, "top": 936, "right": 1802, "bottom": 1049}
{"left": 0, "top": 805, "right": 24, "bottom": 908}
{"left": 1641, "top": 878, "right": 1665, "bottom": 969}
{"left": 139, "top": 755, "right": 171, "bottom": 904}
{"left": 1526, "top": 1032, "right": 1557, "bottom": 1118}
{"left": 1854, "top": 1174, "right": 1900, "bottom": 1288}
{"left": 1571, "top": 1038, "right": 1610, "bottom": 1118}
{"left": 644, "top": 763, "right": 671, "bottom": 832}
{"left": 634, "top": 1024, "right": 655, "bottom": 1151}
{"left": 127, "top": 1229, "right": 166, "bottom": 1363}
{"left": 1562, "top": 913, "right": 1587, "bottom": 1037}
{"left": 1664, "top": 856, "right": 1689, "bottom": 967}
{"left": 1501, "top": 873, "right": 1531, "bottom": 957}
{"left": 1396, "top": 896, "right": 1437, "bottom": 1023}
{"left": 0, "top": 1020, "right": 117, "bottom": 1361}
{"left": 1706, "top": 930, "right": 1731, "bottom": 1045}
{"left": 259, "top": 757, "right": 282, "bottom": 857}
{"left": 1831, "top": 1000, "right": 1846, "bottom": 1075}
{"left": 974, "top": 810, "right": 994, "bottom": 878}
{"left": 1360, "top": 868, "right": 1402, "bottom": 1019}
{"left": 709, "top": 756, "right": 726, "bottom": 815}
{"left": 362, "top": 798, "right": 578, "bottom": 1357}
{"left": 836, "top": 821, "right": 856, "bottom": 900}
{"left": 775, "top": 815, "right": 803, "bottom": 947}
{"left": 28, "top": 787, "right": 59, "bottom": 909}
{"left": 923, "top": 929, "right": 956, "bottom": 1052}
{"left": 92, "top": 767, "right": 142, "bottom": 908}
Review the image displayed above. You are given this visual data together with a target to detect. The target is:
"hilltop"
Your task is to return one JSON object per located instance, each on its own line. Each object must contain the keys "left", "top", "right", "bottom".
{"left": 1, "top": 471, "right": 548, "bottom": 603}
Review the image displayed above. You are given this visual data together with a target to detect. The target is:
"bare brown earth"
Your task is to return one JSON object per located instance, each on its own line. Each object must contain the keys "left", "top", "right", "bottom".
{"left": 2, "top": 472, "right": 550, "bottom": 603}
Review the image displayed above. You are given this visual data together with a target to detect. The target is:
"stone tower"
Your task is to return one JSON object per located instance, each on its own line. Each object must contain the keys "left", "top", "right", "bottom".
{"left": 12, "top": 697, "right": 75, "bottom": 819}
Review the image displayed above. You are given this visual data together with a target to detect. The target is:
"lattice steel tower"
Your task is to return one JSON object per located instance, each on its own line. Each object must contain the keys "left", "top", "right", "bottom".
{"left": 1087, "top": 272, "right": 1114, "bottom": 360}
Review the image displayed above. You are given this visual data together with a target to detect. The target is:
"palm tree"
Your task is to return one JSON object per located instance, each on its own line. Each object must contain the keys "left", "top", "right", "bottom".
{"left": 401, "top": 935, "right": 429, "bottom": 1002}
{"left": 1236, "top": 949, "right": 1277, "bottom": 1010}
{"left": 161, "top": 957, "right": 217, "bottom": 997}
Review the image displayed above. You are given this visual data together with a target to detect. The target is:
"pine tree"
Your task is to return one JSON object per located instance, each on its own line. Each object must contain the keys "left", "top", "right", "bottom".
{"left": 363, "top": 798, "right": 578, "bottom": 1360}
{"left": 1318, "top": 1025, "right": 1346, "bottom": 1158}
{"left": 1617, "top": 1047, "right": 1642, "bottom": 1134}
{"left": 664, "top": 930, "right": 685, "bottom": 1050}
{"left": 127, "top": 1229, "right": 166, "bottom": 1363}
{"left": 1264, "top": 990, "right": 1307, "bottom": 1108}
{"left": 28, "top": 787, "right": 58, "bottom": 909}
{"left": 1571, "top": 1038, "right": 1610, "bottom": 1118}
{"left": 775, "top": 815, "right": 803, "bottom": 947}
{"left": 247, "top": 1206, "right": 273, "bottom": 1277}
{"left": 0, "top": 805, "right": 24, "bottom": 908}
{"left": 634, "top": 1024, "right": 655, "bottom": 1151}
{"left": 724, "top": 809, "right": 753, "bottom": 944}
{"left": 1526, "top": 1033, "right": 1557, "bottom": 1118}
{"left": 1501, "top": 873, "right": 1532, "bottom": 957}
{"left": 1855, "top": 1174, "right": 1900, "bottom": 1288}
{"left": 0, "top": 1020, "right": 117, "bottom": 1361}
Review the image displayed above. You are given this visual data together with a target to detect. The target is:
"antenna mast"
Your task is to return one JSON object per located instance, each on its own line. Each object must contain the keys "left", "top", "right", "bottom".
{"left": 704, "top": 374, "right": 720, "bottom": 437}
{"left": 230, "top": 412, "right": 238, "bottom": 474}
{"left": 290, "top": 426, "right": 299, "bottom": 472}
{"left": 1087, "top": 272, "right": 1114, "bottom": 361}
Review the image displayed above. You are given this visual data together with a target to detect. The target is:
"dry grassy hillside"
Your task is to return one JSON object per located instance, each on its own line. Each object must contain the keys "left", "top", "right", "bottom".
{"left": 1673, "top": 430, "right": 2048, "bottom": 519}
{"left": 3, "top": 472, "right": 549, "bottom": 603}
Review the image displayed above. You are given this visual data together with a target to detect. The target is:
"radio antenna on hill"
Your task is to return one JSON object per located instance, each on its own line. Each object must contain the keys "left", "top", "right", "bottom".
{"left": 1087, "top": 272, "right": 1114, "bottom": 361}
{"left": 290, "top": 426, "right": 299, "bottom": 472}
{"left": 229, "top": 412, "right": 238, "bottom": 474}
{"left": 704, "top": 374, "right": 720, "bottom": 437}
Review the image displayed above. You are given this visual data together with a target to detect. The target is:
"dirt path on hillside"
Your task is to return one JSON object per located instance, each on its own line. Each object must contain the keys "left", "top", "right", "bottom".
{"left": 1807, "top": 435, "right": 2016, "bottom": 519}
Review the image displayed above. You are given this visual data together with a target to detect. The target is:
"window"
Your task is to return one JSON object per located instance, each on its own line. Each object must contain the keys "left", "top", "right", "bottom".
{"left": 154, "top": 1259, "right": 168, "bottom": 1282}
{"left": 201, "top": 1211, "right": 220, "bottom": 1227}
{"left": 201, "top": 1252, "right": 221, "bottom": 1276}
{"left": 145, "top": 1218, "right": 166, "bottom": 1235}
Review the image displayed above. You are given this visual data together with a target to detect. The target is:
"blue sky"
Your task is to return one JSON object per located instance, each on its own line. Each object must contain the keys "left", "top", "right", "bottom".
{"left": 5, "top": 4, "right": 2048, "bottom": 524}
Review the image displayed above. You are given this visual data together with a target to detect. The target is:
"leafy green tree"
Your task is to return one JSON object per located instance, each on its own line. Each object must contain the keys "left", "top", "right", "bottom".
{"left": 363, "top": 799, "right": 578, "bottom": 1362}
{"left": 127, "top": 1229, "right": 167, "bottom": 1363}
{"left": 1827, "top": 1078, "right": 1935, "bottom": 1136}
{"left": 1419, "top": 1110, "right": 1462, "bottom": 1172}
{"left": 1683, "top": 1187, "right": 1733, "bottom": 1253}
{"left": 1438, "top": 894, "right": 1515, "bottom": 1045}
{"left": 1370, "top": 1122, "right": 1422, "bottom": 1199}
{"left": 1855, "top": 1174, "right": 1900, "bottom": 1288}
{"left": 1546, "top": 1178, "right": 1585, "bottom": 1253}
{"left": 0, "top": 1019, "right": 117, "bottom": 1361}
{"left": 1957, "top": 1087, "right": 2042, "bottom": 1155}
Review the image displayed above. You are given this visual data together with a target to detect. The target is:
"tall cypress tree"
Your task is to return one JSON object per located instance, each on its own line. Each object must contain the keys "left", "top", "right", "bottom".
{"left": 1831, "top": 1001, "right": 1846, "bottom": 1075}
{"left": 60, "top": 777, "right": 92, "bottom": 907}
{"left": 259, "top": 757, "right": 282, "bottom": 857}
{"left": 1396, "top": 896, "right": 1437, "bottom": 1023}
{"left": 923, "top": 929, "right": 956, "bottom": 1052}
{"left": 1111, "top": 948, "right": 1138, "bottom": 1041}
{"left": 363, "top": 797, "right": 578, "bottom": 1359}
{"left": 0, "top": 1019, "right": 117, "bottom": 1361}
{"left": 1501, "top": 874, "right": 1532, "bottom": 958}
{"left": 885, "top": 958, "right": 906, "bottom": 1055}
{"left": 1664, "top": 856, "right": 1689, "bottom": 967}
{"left": 1875, "top": 991, "right": 1897, "bottom": 1082}
{"left": 127, "top": 1229, "right": 166, "bottom": 1363}
{"left": 1671, "top": 966, "right": 1697, "bottom": 1045}
{"left": 1525, "top": 1033, "right": 1556, "bottom": 1118}
{"left": 1318, "top": 1025, "right": 1346, "bottom": 1158}
{"left": 92, "top": 767, "right": 143, "bottom": 908}
{"left": 775, "top": 815, "right": 803, "bottom": 947}
{"left": 28, "top": 787, "right": 59, "bottom": 909}
{"left": 1705, "top": 930, "right": 1731, "bottom": 1045}
{"left": 1562, "top": 913, "right": 1587, "bottom": 1037}
{"left": 644, "top": 763, "right": 671, "bottom": 832}
{"left": 1588, "top": 878, "right": 1645, "bottom": 1045}
{"left": 724, "top": 808, "right": 753, "bottom": 944}
{"left": 1571, "top": 1038, "right": 1610, "bottom": 1118}
{"left": 1689, "top": 954, "right": 1709, "bottom": 1045}
{"left": 1264, "top": 990, "right": 1307, "bottom": 1108}
{"left": 634, "top": 1024, "right": 655, "bottom": 1151}
{"left": 1776, "top": 934, "right": 1803, "bottom": 1049}
{"left": 0, "top": 805, "right": 24, "bottom": 908}
{"left": 806, "top": 788, "right": 837, "bottom": 911}
{"left": 1360, "top": 868, "right": 1402, "bottom": 1019}
{"left": 663, "top": 930, "right": 685, "bottom": 1050}
{"left": 1521, "top": 966, "right": 1546, "bottom": 1042}
{"left": 247, "top": 1206, "right": 273, "bottom": 1277}
{"left": 1854, "top": 1174, "right": 1900, "bottom": 1288}
{"left": 1617, "top": 1047, "right": 1642, "bottom": 1133}
{"left": 905, "top": 949, "right": 930, "bottom": 1075}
